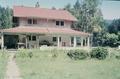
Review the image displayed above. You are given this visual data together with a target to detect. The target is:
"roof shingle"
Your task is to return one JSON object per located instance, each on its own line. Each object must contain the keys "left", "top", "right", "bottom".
{"left": 14, "top": 6, "right": 77, "bottom": 21}
{"left": 2, "top": 27, "right": 90, "bottom": 36}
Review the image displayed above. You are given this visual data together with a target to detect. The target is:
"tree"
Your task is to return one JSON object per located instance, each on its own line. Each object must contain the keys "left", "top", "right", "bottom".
{"left": 108, "top": 19, "right": 120, "bottom": 34}
{"left": 64, "top": 0, "right": 103, "bottom": 33}
{"left": 74, "top": 0, "right": 80, "bottom": 10}
{"left": 0, "top": 6, "right": 13, "bottom": 29}
{"left": 35, "top": 2, "right": 40, "bottom": 7}
{"left": 52, "top": 6, "right": 56, "bottom": 10}
{"left": 64, "top": 3, "right": 72, "bottom": 12}
{"left": 103, "top": 33, "right": 118, "bottom": 47}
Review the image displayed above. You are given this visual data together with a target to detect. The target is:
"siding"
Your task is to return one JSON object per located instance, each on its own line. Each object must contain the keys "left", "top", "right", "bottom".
{"left": 19, "top": 17, "right": 72, "bottom": 28}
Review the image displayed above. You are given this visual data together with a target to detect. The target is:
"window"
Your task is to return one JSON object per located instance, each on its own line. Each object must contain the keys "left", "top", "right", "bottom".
{"left": 33, "top": 19, "right": 37, "bottom": 24}
{"left": 28, "top": 35, "right": 36, "bottom": 41}
{"left": 28, "top": 19, "right": 37, "bottom": 24}
{"left": 59, "top": 37, "right": 61, "bottom": 42}
{"left": 28, "top": 19, "right": 32, "bottom": 24}
{"left": 71, "top": 37, "right": 74, "bottom": 44}
{"left": 56, "top": 21, "right": 59, "bottom": 26}
{"left": 32, "top": 36, "right": 36, "bottom": 41}
{"left": 28, "top": 35, "right": 31, "bottom": 41}
{"left": 61, "top": 21, "right": 64, "bottom": 26}
{"left": 56, "top": 21, "right": 64, "bottom": 26}
{"left": 53, "top": 37, "right": 57, "bottom": 42}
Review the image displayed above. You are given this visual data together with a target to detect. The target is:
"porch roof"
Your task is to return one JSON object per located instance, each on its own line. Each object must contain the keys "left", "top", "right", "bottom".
{"left": 1, "top": 27, "right": 91, "bottom": 36}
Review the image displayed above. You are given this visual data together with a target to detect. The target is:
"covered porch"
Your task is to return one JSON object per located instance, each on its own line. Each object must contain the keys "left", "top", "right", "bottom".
{"left": 0, "top": 27, "right": 92, "bottom": 49}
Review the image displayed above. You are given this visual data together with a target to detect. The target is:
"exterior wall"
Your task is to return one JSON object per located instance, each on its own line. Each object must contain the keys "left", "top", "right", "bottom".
{"left": 19, "top": 17, "right": 72, "bottom": 28}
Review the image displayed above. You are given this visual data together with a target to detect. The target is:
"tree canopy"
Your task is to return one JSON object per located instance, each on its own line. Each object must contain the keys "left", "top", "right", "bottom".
{"left": 64, "top": 0, "right": 104, "bottom": 33}
{"left": 0, "top": 6, "right": 12, "bottom": 29}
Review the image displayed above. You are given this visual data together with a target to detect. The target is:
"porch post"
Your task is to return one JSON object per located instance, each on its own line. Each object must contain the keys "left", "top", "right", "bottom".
{"left": 25, "top": 36, "right": 27, "bottom": 48}
{"left": 69, "top": 37, "right": 72, "bottom": 47}
{"left": 57, "top": 36, "right": 60, "bottom": 47}
{"left": 73, "top": 36, "right": 77, "bottom": 47}
{"left": 81, "top": 37, "right": 83, "bottom": 47}
{"left": 1, "top": 32, "right": 4, "bottom": 49}
{"left": 87, "top": 37, "right": 90, "bottom": 47}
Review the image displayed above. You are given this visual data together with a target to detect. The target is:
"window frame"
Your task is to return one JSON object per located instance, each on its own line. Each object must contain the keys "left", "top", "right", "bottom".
{"left": 56, "top": 21, "right": 60, "bottom": 26}
{"left": 27, "top": 19, "right": 37, "bottom": 25}
{"left": 53, "top": 37, "right": 57, "bottom": 42}
{"left": 61, "top": 21, "right": 64, "bottom": 26}
{"left": 32, "top": 36, "right": 36, "bottom": 41}
{"left": 28, "top": 19, "right": 32, "bottom": 24}
{"left": 33, "top": 19, "right": 37, "bottom": 24}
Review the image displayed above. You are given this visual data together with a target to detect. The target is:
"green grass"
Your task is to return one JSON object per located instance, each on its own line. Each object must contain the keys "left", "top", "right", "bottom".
{"left": 0, "top": 51, "right": 8, "bottom": 79}
{"left": 16, "top": 48, "right": 120, "bottom": 79}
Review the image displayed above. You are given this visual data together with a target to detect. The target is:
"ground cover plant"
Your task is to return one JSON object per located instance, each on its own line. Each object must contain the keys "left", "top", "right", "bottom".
{"left": 15, "top": 48, "right": 120, "bottom": 79}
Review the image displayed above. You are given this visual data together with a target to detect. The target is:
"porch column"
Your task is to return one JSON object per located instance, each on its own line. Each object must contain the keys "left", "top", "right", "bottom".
{"left": 73, "top": 36, "right": 77, "bottom": 47}
{"left": 57, "top": 36, "right": 60, "bottom": 47}
{"left": 81, "top": 37, "right": 83, "bottom": 47}
{"left": 87, "top": 37, "right": 90, "bottom": 47}
{"left": 69, "top": 37, "right": 72, "bottom": 47}
{"left": 25, "top": 36, "right": 27, "bottom": 48}
{"left": 1, "top": 32, "right": 4, "bottom": 49}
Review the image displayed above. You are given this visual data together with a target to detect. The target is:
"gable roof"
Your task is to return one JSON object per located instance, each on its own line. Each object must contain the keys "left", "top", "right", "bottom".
{"left": 13, "top": 6, "right": 77, "bottom": 22}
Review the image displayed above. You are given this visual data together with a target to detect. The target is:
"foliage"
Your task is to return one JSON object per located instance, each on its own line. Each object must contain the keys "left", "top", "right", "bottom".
{"left": 16, "top": 49, "right": 34, "bottom": 58}
{"left": 0, "top": 6, "right": 13, "bottom": 29}
{"left": 103, "top": 33, "right": 119, "bottom": 47}
{"left": 0, "top": 52, "right": 8, "bottom": 79}
{"left": 16, "top": 48, "right": 120, "bottom": 79}
{"left": 108, "top": 19, "right": 120, "bottom": 34}
{"left": 35, "top": 2, "right": 40, "bottom": 7}
{"left": 90, "top": 47, "right": 108, "bottom": 60}
{"left": 67, "top": 49, "right": 88, "bottom": 60}
{"left": 39, "top": 40, "right": 53, "bottom": 46}
{"left": 64, "top": 0, "right": 104, "bottom": 33}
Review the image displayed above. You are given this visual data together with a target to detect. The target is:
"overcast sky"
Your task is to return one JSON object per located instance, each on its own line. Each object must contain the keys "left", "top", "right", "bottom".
{"left": 0, "top": 0, "right": 120, "bottom": 20}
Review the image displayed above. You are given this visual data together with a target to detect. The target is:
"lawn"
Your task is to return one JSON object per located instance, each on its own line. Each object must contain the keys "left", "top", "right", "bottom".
{"left": 16, "top": 48, "right": 120, "bottom": 79}
{"left": 0, "top": 51, "right": 8, "bottom": 79}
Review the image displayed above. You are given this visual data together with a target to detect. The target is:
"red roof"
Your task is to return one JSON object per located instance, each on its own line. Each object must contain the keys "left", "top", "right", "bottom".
{"left": 2, "top": 27, "right": 90, "bottom": 36}
{"left": 14, "top": 6, "right": 77, "bottom": 21}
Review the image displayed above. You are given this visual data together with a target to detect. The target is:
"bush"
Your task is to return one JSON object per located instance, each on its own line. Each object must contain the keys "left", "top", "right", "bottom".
{"left": 112, "top": 49, "right": 120, "bottom": 59}
{"left": 28, "top": 52, "right": 33, "bottom": 58}
{"left": 90, "top": 47, "right": 108, "bottom": 60}
{"left": 67, "top": 49, "right": 88, "bottom": 60}
{"left": 39, "top": 40, "right": 53, "bottom": 46}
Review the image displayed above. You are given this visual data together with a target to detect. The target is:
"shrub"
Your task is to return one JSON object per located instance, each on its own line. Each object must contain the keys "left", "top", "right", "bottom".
{"left": 39, "top": 40, "right": 53, "bottom": 46}
{"left": 28, "top": 52, "right": 33, "bottom": 58}
{"left": 67, "top": 49, "right": 88, "bottom": 60}
{"left": 113, "top": 49, "right": 120, "bottom": 59}
{"left": 51, "top": 49, "right": 58, "bottom": 58}
{"left": 90, "top": 47, "right": 108, "bottom": 60}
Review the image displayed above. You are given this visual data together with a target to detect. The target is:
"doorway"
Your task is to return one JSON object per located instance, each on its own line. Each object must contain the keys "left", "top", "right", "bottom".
{"left": 4, "top": 35, "right": 19, "bottom": 49}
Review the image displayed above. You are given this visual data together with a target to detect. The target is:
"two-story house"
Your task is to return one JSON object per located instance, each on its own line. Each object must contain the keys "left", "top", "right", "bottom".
{"left": 0, "top": 6, "right": 92, "bottom": 49}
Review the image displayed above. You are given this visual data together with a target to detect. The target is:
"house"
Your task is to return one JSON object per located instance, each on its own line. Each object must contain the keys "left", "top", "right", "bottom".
{"left": 0, "top": 6, "right": 92, "bottom": 49}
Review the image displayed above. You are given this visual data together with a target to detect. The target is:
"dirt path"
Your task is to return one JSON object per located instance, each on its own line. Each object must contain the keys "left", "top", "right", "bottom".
{"left": 5, "top": 53, "right": 22, "bottom": 79}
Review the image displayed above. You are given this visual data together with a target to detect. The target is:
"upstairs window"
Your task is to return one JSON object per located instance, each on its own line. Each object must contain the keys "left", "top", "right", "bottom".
{"left": 56, "top": 21, "right": 64, "bottom": 26}
{"left": 61, "top": 21, "right": 64, "bottom": 26}
{"left": 56, "top": 21, "right": 59, "bottom": 26}
{"left": 28, "top": 19, "right": 32, "bottom": 24}
{"left": 33, "top": 19, "right": 37, "bottom": 24}
{"left": 28, "top": 19, "right": 37, "bottom": 24}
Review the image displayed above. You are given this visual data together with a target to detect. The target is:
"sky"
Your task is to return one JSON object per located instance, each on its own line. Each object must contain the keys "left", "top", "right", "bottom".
{"left": 0, "top": 0, "right": 120, "bottom": 20}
